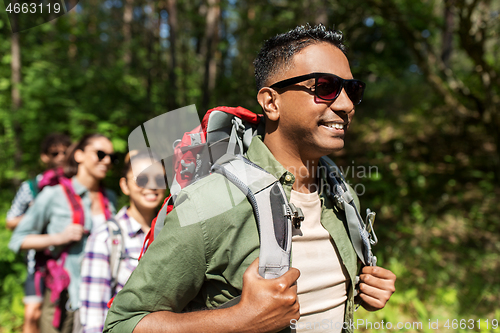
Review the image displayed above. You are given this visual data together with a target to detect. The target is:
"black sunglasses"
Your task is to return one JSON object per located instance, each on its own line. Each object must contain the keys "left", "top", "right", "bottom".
{"left": 135, "top": 174, "right": 166, "bottom": 189}
{"left": 49, "top": 151, "right": 66, "bottom": 157}
{"left": 96, "top": 150, "right": 119, "bottom": 164}
{"left": 270, "top": 72, "right": 366, "bottom": 105}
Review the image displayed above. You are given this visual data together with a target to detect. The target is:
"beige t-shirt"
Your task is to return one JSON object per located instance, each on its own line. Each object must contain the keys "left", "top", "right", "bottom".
{"left": 290, "top": 190, "right": 348, "bottom": 333}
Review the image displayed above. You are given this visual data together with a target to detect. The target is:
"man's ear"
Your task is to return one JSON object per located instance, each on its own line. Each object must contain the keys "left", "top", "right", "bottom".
{"left": 40, "top": 154, "right": 50, "bottom": 165}
{"left": 119, "top": 177, "right": 131, "bottom": 196}
{"left": 257, "top": 87, "right": 280, "bottom": 122}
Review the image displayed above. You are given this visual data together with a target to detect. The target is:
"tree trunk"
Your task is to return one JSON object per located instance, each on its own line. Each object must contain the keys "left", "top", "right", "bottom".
{"left": 67, "top": 0, "right": 78, "bottom": 59}
{"left": 166, "top": 0, "right": 178, "bottom": 110}
{"left": 441, "top": 0, "right": 454, "bottom": 67}
{"left": 10, "top": 1, "right": 23, "bottom": 173}
{"left": 201, "top": 0, "right": 220, "bottom": 111}
{"left": 123, "top": 0, "right": 133, "bottom": 67}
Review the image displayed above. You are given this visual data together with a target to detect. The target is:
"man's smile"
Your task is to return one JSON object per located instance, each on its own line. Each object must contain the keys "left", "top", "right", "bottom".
{"left": 319, "top": 121, "right": 347, "bottom": 133}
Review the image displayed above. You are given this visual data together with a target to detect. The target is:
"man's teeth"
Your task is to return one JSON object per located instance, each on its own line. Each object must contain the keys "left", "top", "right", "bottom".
{"left": 324, "top": 123, "right": 344, "bottom": 129}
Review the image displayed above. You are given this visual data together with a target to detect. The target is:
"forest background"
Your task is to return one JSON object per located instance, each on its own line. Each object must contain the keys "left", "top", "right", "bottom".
{"left": 0, "top": 0, "right": 499, "bottom": 332}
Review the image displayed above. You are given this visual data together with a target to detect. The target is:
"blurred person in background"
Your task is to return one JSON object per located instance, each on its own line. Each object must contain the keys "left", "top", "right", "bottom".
{"left": 9, "top": 133, "right": 118, "bottom": 333}
{"left": 6, "top": 133, "right": 71, "bottom": 333}
{"left": 80, "top": 150, "right": 166, "bottom": 333}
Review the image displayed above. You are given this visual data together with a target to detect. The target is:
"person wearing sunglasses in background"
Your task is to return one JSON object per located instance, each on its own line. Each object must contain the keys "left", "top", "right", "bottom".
{"left": 9, "top": 133, "right": 118, "bottom": 333}
{"left": 6, "top": 133, "right": 71, "bottom": 333}
{"left": 80, "top": 151, "right": 166, "bottom": 333}
{"left": 105, "top": 24, "right": 396, "bottom": 333}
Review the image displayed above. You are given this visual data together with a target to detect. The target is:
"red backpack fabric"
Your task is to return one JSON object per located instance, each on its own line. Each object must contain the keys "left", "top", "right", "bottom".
{"left": 139, "top": 106, "right": 261, "bottom": 259}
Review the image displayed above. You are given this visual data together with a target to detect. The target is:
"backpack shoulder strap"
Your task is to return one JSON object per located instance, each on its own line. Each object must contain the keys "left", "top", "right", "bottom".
{"left": 319, "top": 156, "right": 377, "bottom": 267}
{"left": 106, "top": 217, "right": 125, "bottom": 295}
{"left": 211, "top": 154, "right": 293, "bottom": 279}
{"left": 27, "top": 177, "right": 39, "bottom": 198}
{"left": 58, "top": 177, "right": 85, "bottom": 226}
{"left": 153, "top": 195, "right": 175, "bottom": 240}
{"left": 138, "top": 195, "right": 173, "bottom": 259}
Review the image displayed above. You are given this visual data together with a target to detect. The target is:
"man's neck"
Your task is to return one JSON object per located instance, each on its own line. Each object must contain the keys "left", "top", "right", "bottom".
{"left": 263, "top": 136, "right": 320, "bottom": 194}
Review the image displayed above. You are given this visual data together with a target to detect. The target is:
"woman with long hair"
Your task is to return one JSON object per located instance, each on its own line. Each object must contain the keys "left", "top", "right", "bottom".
{"left": 79, "top": 151, "right": 166, "bottom": 333}
{"left": 9, "top": 133, "right": 118, "bottom": 333}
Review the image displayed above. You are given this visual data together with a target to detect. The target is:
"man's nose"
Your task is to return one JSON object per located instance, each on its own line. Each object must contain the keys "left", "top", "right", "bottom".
{"left": 329, "top": 88, "right": 354, "bottom": 113}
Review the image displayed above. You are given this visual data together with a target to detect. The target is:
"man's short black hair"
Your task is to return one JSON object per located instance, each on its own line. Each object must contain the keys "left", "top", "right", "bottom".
{"left": 40, "top": 133, "right": 71, "bottom": 155}
{"left": 254, "top": 23, "right": 347, "bottom": 91}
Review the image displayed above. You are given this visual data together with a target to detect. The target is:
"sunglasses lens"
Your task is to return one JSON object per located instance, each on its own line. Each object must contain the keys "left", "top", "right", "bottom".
{"left": 136, "top": 175, "right": 149, "bottom": 188}
{"left": 345, "top": 80, "right": 365, "bottom": 105}
{"left": 50, "top": 151, "right": 65, "bottom": 157}
{"left": 96, "top": 150, "right": 106, "bottom": 161}
{"left": 316, "top": 75, "right": 342, "bottom": 100}
{"left": 155, "top": 175, "right": 166, "bottom": 188}
{"left": 110, "top": 154, "right": 119, "bottom": 165}
{"left": 135, "top": 174, "right": 165, "bottom": 189}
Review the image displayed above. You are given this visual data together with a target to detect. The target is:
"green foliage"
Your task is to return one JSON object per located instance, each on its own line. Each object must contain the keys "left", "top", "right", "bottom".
{"left": 0, "top": 193, "right": 25, "bottom": 333}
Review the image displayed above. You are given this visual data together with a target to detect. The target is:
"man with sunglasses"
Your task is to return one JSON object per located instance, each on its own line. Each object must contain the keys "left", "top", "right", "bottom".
{"left": 6, "top": 133, "right": 71, "bottom": 333}
{"left": 105, "top": 24, "right": 395, "bottom": 333}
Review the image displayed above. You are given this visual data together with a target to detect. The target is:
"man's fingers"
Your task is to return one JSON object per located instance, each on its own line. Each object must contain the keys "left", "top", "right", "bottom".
{"left": 358, "top": 281, "right": 392, "bottom": 299}
{"left": 360, "top": 266, "right": 396, "bottom": 280}
{"left": 244, "top": 257, "right": 300, "bottom": 287}
{"left": 279, "top": 267, "right": 300, "bottom": 287}
{"left": 248, "top": 257, "right": 260, "bottom": 270}
{"left": 359, "top": 273, "right": 396, "bottom": 292}
{"left": 358, "top": 292, "right": 385, "bottom": 311}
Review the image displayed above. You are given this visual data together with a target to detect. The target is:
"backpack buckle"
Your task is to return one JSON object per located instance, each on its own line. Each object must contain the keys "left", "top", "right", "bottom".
{"left": 287, "top": 203, "right": 304, "bottom": 229}
{"left": 332, "top": 184, "right": 345, "bottom": 210}
{"left": 365, "top": 209, "right": 378, "bottom": 245}
{"left": 232, "top": 118, "right": 245, "bottom": 137}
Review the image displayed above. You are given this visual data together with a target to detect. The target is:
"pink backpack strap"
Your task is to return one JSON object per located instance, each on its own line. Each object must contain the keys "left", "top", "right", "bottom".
{"left": 58, "top": 177, "right": 85, "bottom": 226}
{"left": 98, "top": 189, "right": 112, "bottom": 220}
{"left": 38, "top": 167, "right": 65, "bottom": 191}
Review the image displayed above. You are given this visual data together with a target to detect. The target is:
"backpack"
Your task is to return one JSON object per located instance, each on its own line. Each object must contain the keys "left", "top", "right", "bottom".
{"left": 27, "top": 177, "right": 39, "bottom": 198}
{"left": 136, "top": 106, "right": 378, "bottom": 305}
{"left": 105, "top": 217, "right": 126, "bottom": 296}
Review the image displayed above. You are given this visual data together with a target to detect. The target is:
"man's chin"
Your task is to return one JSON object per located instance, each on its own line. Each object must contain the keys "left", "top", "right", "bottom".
{"left": 322, "top": 138, "right": 345, "bottom": 154}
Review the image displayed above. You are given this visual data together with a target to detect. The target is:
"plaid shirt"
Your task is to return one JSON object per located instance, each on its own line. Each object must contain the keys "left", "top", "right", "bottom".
{"left": 80, "top": 207, "right": 146, "bottom": 333}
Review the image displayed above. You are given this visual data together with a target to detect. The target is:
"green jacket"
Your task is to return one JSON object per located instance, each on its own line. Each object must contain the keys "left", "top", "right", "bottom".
{"left": 104, "top": 137, "right": 358, "bottom": 333}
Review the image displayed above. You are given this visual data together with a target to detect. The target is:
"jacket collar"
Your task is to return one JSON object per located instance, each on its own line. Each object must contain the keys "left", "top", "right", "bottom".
{"left": 245, "top": 136, "right": 289, "bottom": 182}
{"left": 246, "top": 136, "right": 333, "bottom": 196}
{"left": 71, "top": 176, "right": 89, "bottom": 196}
{"left": 116, "top": 206, "right": 144, "bottom": 237}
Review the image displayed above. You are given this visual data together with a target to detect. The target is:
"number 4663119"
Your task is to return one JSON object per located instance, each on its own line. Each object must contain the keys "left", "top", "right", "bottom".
{"left": 444, "top": 319, "right": 498, "bottom": 330}
{"left": 6, "top": 2, "right": 61, "bottom": 14}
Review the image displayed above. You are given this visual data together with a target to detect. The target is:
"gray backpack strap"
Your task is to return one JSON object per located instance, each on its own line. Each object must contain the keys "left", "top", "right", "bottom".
{"left": 320, "top": 156, "right": 378, "bottom": 267}
{"left": 212, "top": 154, "right": 293, "bottom": 279}
{"left": 107, "top": 217, "right": 125, "bottom": 295}
{"left": 227, "top": 117, "right": 245, "bottom": 155}
{"left": 153, "top": 195, "right": 175, "bottom": 240}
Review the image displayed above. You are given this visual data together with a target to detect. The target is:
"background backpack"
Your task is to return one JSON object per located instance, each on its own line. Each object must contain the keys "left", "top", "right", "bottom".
{"left": 105, "top": 217, "right": 126, "bottom": 296}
